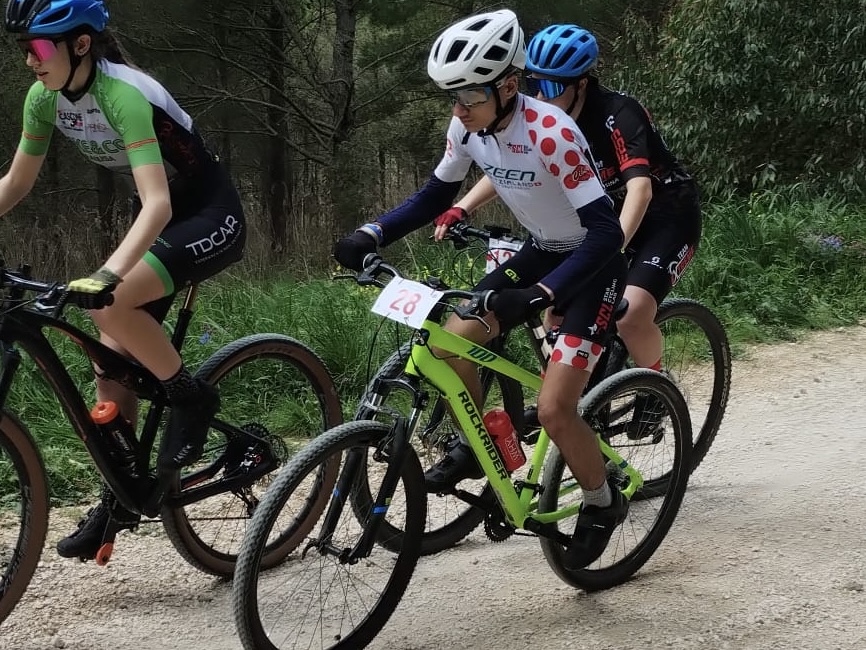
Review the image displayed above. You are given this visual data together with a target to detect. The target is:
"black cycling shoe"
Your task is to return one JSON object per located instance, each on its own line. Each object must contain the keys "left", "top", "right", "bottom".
{"left": 158, "top": 379, "right": 220, "bottom": 471}
{"left": 521, "top": 405, "right": 541, "bottom": 444}
{"left": 563, "top": 480, "right": 629, "bottom": 571}
{"left": 57, "top": 495, "right": 140, "bottom": 560}
{"left": 423, "top": 437, "right": 484, "bottom": 493}
{"left": 626, "top": 392, "right": 665, "bottom": 441}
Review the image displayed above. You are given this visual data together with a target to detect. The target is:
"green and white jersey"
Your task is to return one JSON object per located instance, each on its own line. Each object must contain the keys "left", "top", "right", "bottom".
{"left": 19, "top": 59, "right": 214, "bottom": 180}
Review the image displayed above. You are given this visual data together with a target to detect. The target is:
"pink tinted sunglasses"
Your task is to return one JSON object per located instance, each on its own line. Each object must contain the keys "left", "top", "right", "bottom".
{"left": 17, "top": 37, "right": 64, "bottom": 62}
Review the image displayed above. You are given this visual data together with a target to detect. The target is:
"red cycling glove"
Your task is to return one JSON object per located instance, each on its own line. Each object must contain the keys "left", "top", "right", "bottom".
{"left": 434, "top": 206, "right": 469, "bottom": 228}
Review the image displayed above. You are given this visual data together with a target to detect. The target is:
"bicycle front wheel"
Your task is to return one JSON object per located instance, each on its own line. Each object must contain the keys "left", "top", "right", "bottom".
{"left": 538, "top": 369, "right": 691, "bottom": 592}
{"left": 233, "top": 420, "right": 426, "bottom": 650}
{"left": 162, "top": 334, "right": 343, "bottom": 577}
{"left": 0, "top": 411, "right": 49, "bottom": 625}
{"left": 353, "top": 340, "right": 523, "bottom": 555}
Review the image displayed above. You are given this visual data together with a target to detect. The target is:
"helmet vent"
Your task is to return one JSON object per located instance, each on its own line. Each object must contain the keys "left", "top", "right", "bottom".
{"left": 41, "top": 8, "right": 71, "bottom": 25}
{"left": 446, "top": 40, "right": 466, "bottom": 63}
{"left": 486, "top": 44, "right": 507, "bottom": 61}
{"left": 466, "top": 17, "right": 491, "bottom": 32}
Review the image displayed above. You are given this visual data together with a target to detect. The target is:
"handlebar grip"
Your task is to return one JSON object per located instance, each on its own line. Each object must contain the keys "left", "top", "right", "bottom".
{"left": 64, "top": 288, "right": 115, "bottom": 310}
{"left": 361, "top": 252, "right": 382, "bottom": 270}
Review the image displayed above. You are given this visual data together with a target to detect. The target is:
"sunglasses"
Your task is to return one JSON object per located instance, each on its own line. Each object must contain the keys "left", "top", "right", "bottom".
{"left": 446, "top": 78, "right": 510, "bottom": 109}
{"left": 17, "top": 37, "right": 64, "bottom": 63}
{"left": 525, "top": 76, "right": 573, "bottom": 100}
{"left": 447, "top": 86, "right": 494, "bottom": 109}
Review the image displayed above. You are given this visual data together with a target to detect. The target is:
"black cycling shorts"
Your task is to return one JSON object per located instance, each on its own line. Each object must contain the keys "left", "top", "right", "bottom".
{"left": 137, "top": 162, "right": 246, "bottom": 322}
{"left": 475, "top": 241, "right": 627, "bottom": 372}
{"left": 626, "top": 180, "right": 702, "bottom": 304}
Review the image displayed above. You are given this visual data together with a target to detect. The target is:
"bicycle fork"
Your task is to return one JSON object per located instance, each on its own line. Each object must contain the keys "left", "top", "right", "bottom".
{"left": 310, "top": 403, "right": 425, "bottom": 564}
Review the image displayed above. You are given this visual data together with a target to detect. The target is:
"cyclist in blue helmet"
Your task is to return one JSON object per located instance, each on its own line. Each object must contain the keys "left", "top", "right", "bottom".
{"left": 2, "top": 0, "right": 247, "bottom": 560}
{"left": 436, "top": 23, "right": 702, "bottom": 436}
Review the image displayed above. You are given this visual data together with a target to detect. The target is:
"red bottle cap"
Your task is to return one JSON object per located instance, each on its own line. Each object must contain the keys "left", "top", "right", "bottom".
{"left": 90, "top": 400, "right": 119, "bottom": 424}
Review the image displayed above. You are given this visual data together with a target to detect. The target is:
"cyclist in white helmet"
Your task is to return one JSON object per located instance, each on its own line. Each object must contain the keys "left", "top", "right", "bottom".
{"left": 335, "top": 9, "right": 629, "bottom": 570}
{"left": 439, "top": 24, "right": 703, "bottom": 438}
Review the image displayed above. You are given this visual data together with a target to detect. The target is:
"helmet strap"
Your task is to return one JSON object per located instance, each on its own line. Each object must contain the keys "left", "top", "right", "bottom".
{"left": 60, "top": 36, "right": 92, "bottom": 102}
{"left": 477, "top": 86, "right": 517, "bottom": 137}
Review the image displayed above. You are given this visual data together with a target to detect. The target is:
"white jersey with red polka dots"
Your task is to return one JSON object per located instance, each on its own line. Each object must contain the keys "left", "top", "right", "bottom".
{"left": 433, "top": 94, "right": 609, "bottom": 252}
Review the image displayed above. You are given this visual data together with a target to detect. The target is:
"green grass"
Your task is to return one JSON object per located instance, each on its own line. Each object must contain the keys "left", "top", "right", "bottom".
{"left": 2, "top": 190, "right": 866, "bottom": 504}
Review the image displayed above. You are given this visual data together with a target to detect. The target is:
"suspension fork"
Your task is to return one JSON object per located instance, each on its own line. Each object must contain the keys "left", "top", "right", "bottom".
{"left": 316, "top": 399, "right": 427, "bottom": 563}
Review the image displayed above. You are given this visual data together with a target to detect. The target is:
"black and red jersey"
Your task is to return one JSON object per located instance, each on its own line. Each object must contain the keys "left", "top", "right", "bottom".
{"left": 576, "top": 77, "right": 692, "bottom": 209}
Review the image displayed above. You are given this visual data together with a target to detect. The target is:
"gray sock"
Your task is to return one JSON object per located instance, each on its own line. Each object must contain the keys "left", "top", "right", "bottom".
{"left": 582, "top": 480, "right": 612, "bottom": 508}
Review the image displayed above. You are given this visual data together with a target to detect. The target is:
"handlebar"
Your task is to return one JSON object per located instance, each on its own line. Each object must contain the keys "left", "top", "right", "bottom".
{"left": 445, "top": 222, "right": 516, "bottom": 249}
{"left": 353, "top": 253, "right": 493, "bottom": 327}
{"left": 1, "top": 265, "right": 114, "bottom": 318}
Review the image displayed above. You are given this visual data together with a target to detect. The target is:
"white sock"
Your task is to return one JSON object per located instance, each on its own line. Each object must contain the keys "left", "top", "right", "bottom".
{"left": 582, "top": 481, "right": 612, "bottom": 508}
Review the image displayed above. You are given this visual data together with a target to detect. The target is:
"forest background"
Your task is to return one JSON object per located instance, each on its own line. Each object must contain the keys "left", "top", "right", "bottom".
{"left": 1, "top": 0, "right": 865, "bottom": 499}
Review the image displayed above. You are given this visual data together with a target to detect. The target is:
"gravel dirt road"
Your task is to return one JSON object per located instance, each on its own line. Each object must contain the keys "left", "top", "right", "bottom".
{"left": 3, "top": 325, "right": 866, "bottom": 650}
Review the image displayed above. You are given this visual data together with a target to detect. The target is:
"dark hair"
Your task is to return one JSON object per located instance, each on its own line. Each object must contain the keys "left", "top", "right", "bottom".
{"left": 86, "top": 27, "right": 134, "bottom": 65}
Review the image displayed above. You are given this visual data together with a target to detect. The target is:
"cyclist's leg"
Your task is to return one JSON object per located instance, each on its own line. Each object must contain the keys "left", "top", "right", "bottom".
{"left": 618, "top": 184, "right": 702, "bottom": 368}
{"left": 619, "top": 191, "right": 701, "bottom": 437}
{"left": 424, "top": 244, "right": 565, "bottom": 490}
{"left": 58, "top": 298, "right": 177, "bottom": 560}
{"left": 97, "top": 168, "right": 245, "bottom": 471}
{"left": 537, "top": 252, "right": 629, "bottom": 570}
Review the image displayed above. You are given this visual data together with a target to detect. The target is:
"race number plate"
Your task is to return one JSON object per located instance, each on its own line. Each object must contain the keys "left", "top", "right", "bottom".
{"left": 372, "top": 277, "right": 444, "bottom": 328}
{"left": 485, "top": 237, "right": 523, "bottom": 274}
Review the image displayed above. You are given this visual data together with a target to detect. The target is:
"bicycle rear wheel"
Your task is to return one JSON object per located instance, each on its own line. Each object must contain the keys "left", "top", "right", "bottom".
{"left": 601, "top": 298, "right": 730, "bottom": 495}
{"left": 353, "top": 340, "right": 523, "bottom": 555}
{"left": 232, "top": 420, "right": 425, "bottom": 650}
{"left": 538, "top": 369, "right": 691, "bottom": 592}
{"left": 161, "top": 334, "right": 343, "bottom": 577}
{"left": 655, "top": 298, "right": 730, "bottom": 472}
{"left": 0, "top": 411, "right": 49, "bottom": 625}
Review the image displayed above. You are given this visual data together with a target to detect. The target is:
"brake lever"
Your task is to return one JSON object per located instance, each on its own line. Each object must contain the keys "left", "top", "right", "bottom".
{"left": 452, "top": 291, "right": 492, "bottom": 334}
{"left": 446, "top": 223, "right": 470, "bottom": 250}
{"left": 32, "top": 284, "right": 66, "bottom": 318}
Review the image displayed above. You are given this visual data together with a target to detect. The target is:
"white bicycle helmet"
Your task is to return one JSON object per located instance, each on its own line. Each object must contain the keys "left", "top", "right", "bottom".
{"left": 427, "top": 9, "right": 526, "bottom": 90}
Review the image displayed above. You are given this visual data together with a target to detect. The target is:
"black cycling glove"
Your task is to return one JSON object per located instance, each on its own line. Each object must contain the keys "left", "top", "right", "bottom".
{"left": 333, "top": 230, "right": 378, "bottom": 272}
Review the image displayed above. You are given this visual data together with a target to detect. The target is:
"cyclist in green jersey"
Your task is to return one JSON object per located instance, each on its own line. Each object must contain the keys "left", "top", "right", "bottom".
{"left": 1, "top": 0, "right": 246, "bottom": 560}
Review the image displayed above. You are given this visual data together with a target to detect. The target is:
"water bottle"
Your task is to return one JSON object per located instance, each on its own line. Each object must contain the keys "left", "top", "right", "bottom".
{"left": 482, "top": 409, "right": 526, "bottom": 472}
{"left": 90, "top": 401, "right": 139, "bottom": 479}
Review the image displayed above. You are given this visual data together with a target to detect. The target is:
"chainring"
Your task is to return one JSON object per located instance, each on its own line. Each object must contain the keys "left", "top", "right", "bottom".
{"left": 484, "top": 510, "right": 515, "bottom": 543}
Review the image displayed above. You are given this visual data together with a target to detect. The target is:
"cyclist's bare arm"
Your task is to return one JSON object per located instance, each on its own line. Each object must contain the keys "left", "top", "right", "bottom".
{"left": 455, "top": 174, "right": 498, "bottom": 213}
{"left": 433, "top": 175, "right": 499, "bottom": 241}
{"left": 619, "top": 175, "right": 652, "bottom": 246}
{"left": 103, "top": 163, "right": 172, "bottom": 278}
{"left": 0, "top": 149, "right": 45, "bottom": 217}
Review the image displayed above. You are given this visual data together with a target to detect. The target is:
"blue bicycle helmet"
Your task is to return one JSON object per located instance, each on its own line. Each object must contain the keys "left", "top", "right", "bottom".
{"left": 5, "top": 0, "right": 108, "bottom": 35}
{"left": 526, "top": 24, "right": 598, "bottom": 78}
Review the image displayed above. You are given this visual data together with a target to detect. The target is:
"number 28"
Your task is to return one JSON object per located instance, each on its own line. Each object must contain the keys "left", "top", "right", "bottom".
{"left": 389, "top": 289, "right": 421, "bottom": 315}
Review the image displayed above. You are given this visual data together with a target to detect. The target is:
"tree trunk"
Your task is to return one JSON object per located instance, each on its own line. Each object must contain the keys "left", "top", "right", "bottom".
{"left": 329, "top": 0, "right": 359, "bottom": 233}
{"left": 264, "top": 2, "right": 290, "bottom": 254}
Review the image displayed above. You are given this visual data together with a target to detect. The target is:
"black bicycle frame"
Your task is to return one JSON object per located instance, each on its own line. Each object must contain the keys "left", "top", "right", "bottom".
{"left": 0, "top": 285, "right": 199, "bottom": 515}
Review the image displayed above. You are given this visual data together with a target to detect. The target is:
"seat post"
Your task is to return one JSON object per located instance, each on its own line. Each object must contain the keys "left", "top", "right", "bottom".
{"left": 170, "top": 283, "right": 200, "bottom": 351}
